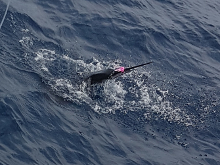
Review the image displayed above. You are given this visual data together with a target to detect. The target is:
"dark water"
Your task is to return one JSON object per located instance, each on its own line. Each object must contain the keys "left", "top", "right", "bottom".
{"left": 1, "top": 0, "right": 220, "bottom": 164}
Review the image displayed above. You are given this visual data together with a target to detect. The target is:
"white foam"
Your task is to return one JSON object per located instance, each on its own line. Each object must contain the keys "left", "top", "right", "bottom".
{"left": 145, "top": 88, "right": 193, "bottom": 126}
{"left": 35, "top": 49, "right": 55, "bottom": 61}
{"left": 101, "top": 80, "right": 127, "bottom": 113}
{"left": 33, "top": 49, "right": 56, "bottom": 73}
{"left": 21, "top": 29, "right": 29, "bottom": 33}
{"left": 24, "top": 47, "right": 194, "bottom": 126}
{"left": 19, "top": 37, "right": 33, "bottom": 48}
{"left": 139, "top": 86, "right": 151, "bottom": 106}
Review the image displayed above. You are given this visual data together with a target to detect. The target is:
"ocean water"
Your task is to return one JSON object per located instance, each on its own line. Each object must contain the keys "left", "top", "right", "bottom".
{"left": 0, "top": 0, "right": 220, "bottom": 164}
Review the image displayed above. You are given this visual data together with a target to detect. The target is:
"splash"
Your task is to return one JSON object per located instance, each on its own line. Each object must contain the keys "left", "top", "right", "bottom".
{"left": 19, "top": 32, "right": 194, "bottom": 126}
{"left": 31, "top": 48, "right": 193, "bottom": 126}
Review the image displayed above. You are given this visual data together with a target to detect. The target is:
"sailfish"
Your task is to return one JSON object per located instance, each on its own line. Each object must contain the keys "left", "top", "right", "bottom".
{"left": 84, "top": 61, "right": 153, "bottom": 86}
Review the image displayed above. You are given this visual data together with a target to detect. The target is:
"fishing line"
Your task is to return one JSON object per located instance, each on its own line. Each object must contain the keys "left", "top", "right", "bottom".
{"left": 0, "top": 0, "right": 11, "bottom": 30}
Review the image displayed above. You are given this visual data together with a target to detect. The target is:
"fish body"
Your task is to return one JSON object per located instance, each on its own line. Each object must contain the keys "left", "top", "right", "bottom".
{"left": 85, "top": 62, "right": 152, "bottom": 85}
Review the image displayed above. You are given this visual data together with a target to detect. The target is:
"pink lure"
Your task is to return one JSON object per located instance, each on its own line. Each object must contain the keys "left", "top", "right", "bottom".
{"left": 115, "top": 67, "right": 125, "bottom": 73}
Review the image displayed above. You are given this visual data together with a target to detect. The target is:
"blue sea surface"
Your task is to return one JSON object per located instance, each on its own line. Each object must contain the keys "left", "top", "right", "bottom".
{"left": 1, "top": 0, "right": 220, "bottom": 164}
